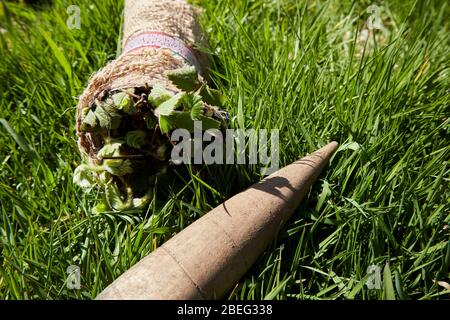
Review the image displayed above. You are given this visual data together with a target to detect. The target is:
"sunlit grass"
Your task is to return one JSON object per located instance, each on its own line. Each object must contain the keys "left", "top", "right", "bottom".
{"left": 0, "top": 0, "right": 449, "bottom": 299}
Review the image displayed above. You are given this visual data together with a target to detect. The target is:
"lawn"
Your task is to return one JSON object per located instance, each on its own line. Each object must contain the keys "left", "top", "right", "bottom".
{"left": 0, "top": 0, "right": 449, "bottom": 300}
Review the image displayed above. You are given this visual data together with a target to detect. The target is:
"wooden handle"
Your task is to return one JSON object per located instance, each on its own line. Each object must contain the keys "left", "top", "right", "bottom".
{"left": 97, "top": 141, "right": 339, "bottom": 300}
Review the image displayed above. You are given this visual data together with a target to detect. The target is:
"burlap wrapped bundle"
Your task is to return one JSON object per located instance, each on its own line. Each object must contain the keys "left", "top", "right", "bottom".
{"left": 73, "top": 0, "right": 224, "bottom": 212}
{"left": 76, "top": 0, "right": 209, "bottom": 159}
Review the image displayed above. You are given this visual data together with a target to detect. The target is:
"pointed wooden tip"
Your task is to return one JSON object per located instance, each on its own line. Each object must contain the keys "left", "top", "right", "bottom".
{"left": 306, "top": 141, "right": 339, "bottom": 162}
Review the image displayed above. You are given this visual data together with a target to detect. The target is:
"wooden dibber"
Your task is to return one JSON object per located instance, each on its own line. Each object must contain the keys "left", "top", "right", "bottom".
{"left": 96, "top": 141, "right": 339, "bottom": 299}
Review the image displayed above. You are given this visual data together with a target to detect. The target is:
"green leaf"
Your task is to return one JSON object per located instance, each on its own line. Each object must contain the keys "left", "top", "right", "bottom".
{"left": 97, "top": 142, "right": 122, "bottom": 159}
{"left": 103, "top": 159, "right": 133, "bottom": 176}
{"left": 112, "top": 92, "right": 130, "bottom": 108}
{"left": 94, "top": 100, "right": 122, "bottom": 129}
{"left": 100, "top": 99, "right": 117, "bottom": 113}
{"left": 148, "top": 85, "right": 174, "bottom": 106}
{"left": 165, "top": 111, "right": 221, "bottom": 132}
{"left": 183, "top": 92, "right": 203, "bottom": 119}
{"left": 166, "top": 66, "right": 200, "bottom": 91}
{"left": 73, "top": 165, "right": 95, "bottom": 189}
{"left": 105, "top": 182, "right": 126, "bottom": 211}
{"left": 112, "top": 92, "right": 135, "bottom": 114}
{"left": 125, "top": 130, "right": 147, "bottom": 148}
{"left": 197, "top": 115, "right": 221, "bottom": 131}
{"left": 200, "top": 85, "right": 225, "bottom": 106}
{"left": 158, "top": 115, "right": 173, "bottom": 134}
{"left": 81, "top": 109, "right": 97, "bottom": 130}
{"left": 132, "top": 197, "right": 151, "bottom": 210}
{"left": 191, "top": 103, "right": 202, "bottom": 120}
{"left": 94, "top": 106, "right": 111, "bottom": 128}
{"left": 154, "top": 92, "right": 185, "bottom": 116}
{"left": 131, "top": 189, "right": 153, "bottom": 210}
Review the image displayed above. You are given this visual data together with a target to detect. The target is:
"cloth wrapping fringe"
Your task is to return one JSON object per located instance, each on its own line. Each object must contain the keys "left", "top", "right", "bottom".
{"left": 76, "top": 0, "right": 209, "bottom": 159}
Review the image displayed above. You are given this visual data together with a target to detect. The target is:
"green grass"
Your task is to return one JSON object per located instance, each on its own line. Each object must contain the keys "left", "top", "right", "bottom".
{"left": 0, "top": 0, "right": 449, "bottom": 300}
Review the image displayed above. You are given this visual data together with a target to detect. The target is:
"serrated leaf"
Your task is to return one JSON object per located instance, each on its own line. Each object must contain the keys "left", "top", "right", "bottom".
{"left": 191, "top": 103, "right": 202, "bottom": 120}
{"left": 94, "top": 100, "right": 122, "bottom": 129}
{"left": 197, "top": 115, "right": 222, "bottom": 131}
{"left": 132, "top": 192, "right": 153, "bottom": 210}
{"left": 148, "top": 85, "right": 174, "bottom": 106}
{"left": 183, "top": 92, "right": 203, "bottom": 119}
{"left": 131, "top": 198, "right": 148, "bottom": 210}
{"left": 81, "top": 109, "right": 97, "bottom": 130}
{"left": 166, "top": 66, "right": 200, "bottom": 91}
{"left": 73, "top": 165, "right": 95, "bottom": 189}
{"left": 154, "top": 92, "right": 185, "bottom": 116}
{"left": 158, "top": 115, "right": 173, "bottom": 134}
{"left": 103, "top": 159, "right": 133, "bottom": 176}
{"left": 105, "top": 183, "right": 126, "bottom": 210}
{"left": 100, "top": 98, "right": 117, "bottom": 113}
{"left": 200, "top": 85, "right": 225, "bottom": 106}
{"left": 112, "top": 92, "right": 130, "bottom": 108}
{"left": 125, "top": 130, "right": 147, "bottom": 148}
{"left": 165, "top": 111, "right": 221, "bottom": 132}
{"left": 112, "top": 92, "right": 135, "bottom": 114}
{"left": 97, "top": 142, "right": 122, "bottom": 159}
{"left": 94, "top": 106, "right": 111, "bottom": 128}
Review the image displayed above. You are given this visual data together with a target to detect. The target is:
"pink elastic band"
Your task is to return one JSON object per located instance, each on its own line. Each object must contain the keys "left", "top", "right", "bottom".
{"left": 123, "top": 31, "right": 203, "bottom": 74}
